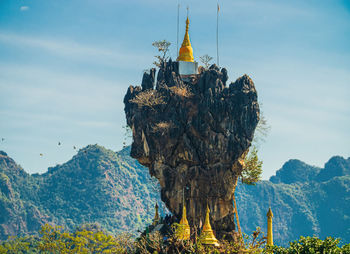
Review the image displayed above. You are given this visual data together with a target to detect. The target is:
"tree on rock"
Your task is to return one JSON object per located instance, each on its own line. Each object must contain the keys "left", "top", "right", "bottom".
{"left": 152, "top": 40, "right": 171, "bottom": 67}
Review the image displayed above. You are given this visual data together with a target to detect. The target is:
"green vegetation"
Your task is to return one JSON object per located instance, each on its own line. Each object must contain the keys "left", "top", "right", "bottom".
{"left": 239, "top": 109, "right": 270, "bottom": 186}
{"left": 237, "top": 156, "right": 350, "bottom": 246}
{"left": 241, "top": 146, "right": 263, "bottom": 185}
{"left": 268, "top": 236, "right": 350, "bottom": 254}
{"left": 233, "top": 111, "right": 269, "bottom": 238}
{"left": 1, "top": 146, "right": 350, "bottom": 246}
{"left": 0, "top": 224, "right": 133, "bottom": 253}
{"left": 1, "top": 225, "right": 349, "bottom": 253}
{"left": 0, "top": 146, "right": 163, "bottom": 241}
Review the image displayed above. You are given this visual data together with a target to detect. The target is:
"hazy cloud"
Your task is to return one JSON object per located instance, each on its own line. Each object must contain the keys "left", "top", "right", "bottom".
{"left": 0, "top": 33, "right": 150, "bottom": 69}
{"left": 0, "top": 63, "right": 125, "bottom": 114}
{"left": 20, "top": 6, "right": 29, "bottom": 11}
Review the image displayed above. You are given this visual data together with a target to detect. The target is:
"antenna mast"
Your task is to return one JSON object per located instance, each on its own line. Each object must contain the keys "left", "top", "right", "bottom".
{"left": 177, "top": 2, "right": 180, "bottom": 58}
{"left": 182, "top": 187, "right": 185, "bottom": 205}
{"left": 217, "top": 2, "right": 220, "bottom": 66}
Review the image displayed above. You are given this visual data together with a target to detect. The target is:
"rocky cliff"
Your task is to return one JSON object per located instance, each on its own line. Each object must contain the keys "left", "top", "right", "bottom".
{"left": 124, "top": 60, "right": 260, "bottom": 238}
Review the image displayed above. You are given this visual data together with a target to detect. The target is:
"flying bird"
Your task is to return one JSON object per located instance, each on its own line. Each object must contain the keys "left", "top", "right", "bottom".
{"left": 1, "top": 138, "right": 4, "bottom": 142}
{"left": 73, "top": 146, "right": 76, "bottom": 149}
{"left": 40, "top": 153, "right": 43, "bottom": 156}
{"left": 58, "top": 142, "right": 61, "bottom": 146}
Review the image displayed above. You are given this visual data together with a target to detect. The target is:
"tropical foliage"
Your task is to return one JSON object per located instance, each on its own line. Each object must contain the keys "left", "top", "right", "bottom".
{"left": 241, "top": 146, "right": 263, "bottom": 185}
{"left": 267, "top": 236, "right": 350, "bottom": 254}
{"left": 0, "top": 145, "right": 163, "bottom": 241}
{"left": 1, "top": 225, "right": 349, "bottom": 254}
{"left": 0, "top": 224, "right": 134, "bottom": 254}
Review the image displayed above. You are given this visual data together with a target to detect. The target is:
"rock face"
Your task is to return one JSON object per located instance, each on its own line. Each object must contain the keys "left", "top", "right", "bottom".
{"left": 124, "top": 60, "right": 260, "bottom": 238}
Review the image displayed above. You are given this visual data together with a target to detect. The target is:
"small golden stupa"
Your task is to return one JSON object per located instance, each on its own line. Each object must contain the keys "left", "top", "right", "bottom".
{"left": 152, "top": 203, "right": 160, "bottom": 226}
{"left": 175, "top": 202, "right": 191, "bottom": 240}
{"left": 177, "top": 17, "right": 194, "bottom": 62}
{"left": 267, "top": 207, "right": 274, "bottom": 246}
{"left": 200, "top": 204, "right": 219, "bottom": 247}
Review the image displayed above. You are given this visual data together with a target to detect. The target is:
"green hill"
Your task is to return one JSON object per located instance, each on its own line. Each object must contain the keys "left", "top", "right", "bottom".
{"left": 0, "top": 146, "right": 163, "bottom": 240}
{"left": 237, "top": 157, "right": 350, "bottom": 246}
{"left": 0, "top": 146, "right": 349, "bottom": 246}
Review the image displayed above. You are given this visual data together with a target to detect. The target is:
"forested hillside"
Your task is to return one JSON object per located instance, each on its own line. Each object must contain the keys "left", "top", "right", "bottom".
{"left": 1, "top": 146, "right": 349, "bottom": 246}
{"left": 237, "top": 156, "right": 350, "bottom": 245}
{"left": 0, "top": 146, "right": 163, "bottom": 240}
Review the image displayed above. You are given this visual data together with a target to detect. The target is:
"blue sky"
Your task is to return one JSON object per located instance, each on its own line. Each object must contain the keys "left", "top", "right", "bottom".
{"left": 0, "top": 0, "right": 349, "bottom": 179}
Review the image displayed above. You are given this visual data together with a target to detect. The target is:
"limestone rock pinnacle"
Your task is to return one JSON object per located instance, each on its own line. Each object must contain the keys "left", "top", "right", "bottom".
{"left": 124, "top": 60, "right": 260, "bottom": 239}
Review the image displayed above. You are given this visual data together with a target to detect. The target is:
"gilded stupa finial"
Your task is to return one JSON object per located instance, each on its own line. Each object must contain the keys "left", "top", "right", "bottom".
{"left": 267, "top": 207, "right": 274, "bottom": 246}
{"left": 175, "top": 193, "right": 191, "bottom": 240}
{"left": 177, "top": 14, "right": 194, "bottom": 62}
{"left": 267, "top": 207, "right": 273, "bottom": 218}
{"left": 200, "top": 203, "right": 219, "bottom": 246}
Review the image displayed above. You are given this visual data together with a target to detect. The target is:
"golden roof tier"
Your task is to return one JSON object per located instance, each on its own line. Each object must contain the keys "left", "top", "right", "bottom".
{"left": 177, "top": 17, "right": 194, "bottom": 62}
{"left": 199, "top": 205, "right": 219, "bottom": 247}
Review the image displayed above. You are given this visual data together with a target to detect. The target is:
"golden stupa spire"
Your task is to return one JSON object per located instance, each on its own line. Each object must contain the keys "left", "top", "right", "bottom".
{"left": 175, "top": 197, "right": 191, "bottom": 240}
{"left": 152, "top": 203, "right": 160, "bottom": 226}
{"left": 177, "top": 15, "right": 194, "bottom": 62}
{"left": 267, "top": 207, "right": 274, "bottom": 246}
{"left": 200, "top": 204, "right": 219, "bottom": 247}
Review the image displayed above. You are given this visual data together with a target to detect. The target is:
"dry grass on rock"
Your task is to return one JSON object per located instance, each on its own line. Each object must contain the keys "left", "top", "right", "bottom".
{"left": 129, "top": 90, "right": 166, "bottom": 109}
{"left": 152, "top": 121, "right": 173, "bottom": 134}
{"left": 169, "top": 85, "right": 193, "bottom": 97}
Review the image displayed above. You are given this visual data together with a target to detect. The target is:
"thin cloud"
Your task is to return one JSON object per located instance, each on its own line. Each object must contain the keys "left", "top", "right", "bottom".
{"left": 20, "top": 6, "right": 29, "bottom": 11}
{"left": 0, "top": 33, "right": 151, "bottom": 68}
{"left": 0, "top": 64, "right": 125, "bottom": 113}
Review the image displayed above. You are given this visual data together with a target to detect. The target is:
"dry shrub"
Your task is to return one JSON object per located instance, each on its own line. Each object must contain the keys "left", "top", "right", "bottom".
{"left": 169, "top": 85, "right": 193, "bottom": 97}
{"left": 152, "top": 121, "right": 172, "bottom": 133}
{"left": 135, "top": 231, "right": 165, "bottom": 254}
{"left": 129, "top": 90, "right": 166, "bottom": 109}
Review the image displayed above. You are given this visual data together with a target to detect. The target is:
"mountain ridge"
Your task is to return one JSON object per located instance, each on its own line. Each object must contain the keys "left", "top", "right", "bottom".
{"left": 0, "top": 145, "right": 349, "bottom": 246}
{"left": 0, "top": 145, "right": 163, "bottom": 240}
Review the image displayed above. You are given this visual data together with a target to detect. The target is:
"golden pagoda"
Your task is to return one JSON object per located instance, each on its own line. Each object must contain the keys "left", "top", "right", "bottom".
{"left": 175, "top": 202, "right": 191, "bottom": 240}
{"left": 200, "top": 204, "right": 219, "bottom": 247}
{"left": 177, "top": 17, "right": 194, "bottom": 62}
{"left": 267, "top": 207, "right": 274, "bottom": 246}
{"left": 152, "top": 203, "right": 160, "bottom": 226}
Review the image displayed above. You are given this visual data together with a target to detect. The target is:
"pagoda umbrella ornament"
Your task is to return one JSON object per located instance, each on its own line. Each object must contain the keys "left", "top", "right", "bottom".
{"left": 200, "top": 204, "right": 219, "bottom": 247}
